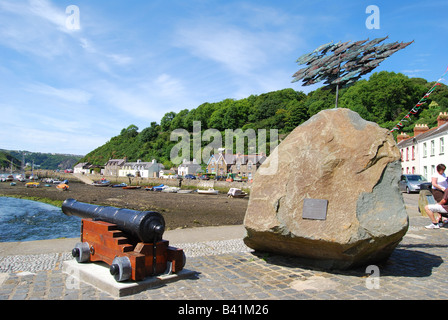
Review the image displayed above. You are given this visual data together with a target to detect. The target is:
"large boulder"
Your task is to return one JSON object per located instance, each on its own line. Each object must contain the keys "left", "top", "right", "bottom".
{"left": 244, "top": 108, "right": 409, "bottom": 269}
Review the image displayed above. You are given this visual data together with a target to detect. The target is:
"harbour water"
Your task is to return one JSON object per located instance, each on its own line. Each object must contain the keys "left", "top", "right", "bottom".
{"left": 0, "top": 197, "right": 81, "bottom": 242}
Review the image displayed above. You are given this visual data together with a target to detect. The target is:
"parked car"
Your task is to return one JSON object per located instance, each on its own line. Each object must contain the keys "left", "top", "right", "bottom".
{"left": 198, "top": 175, "right": 210, "bottom": 180}
{"left": 399, "top": 174, "right": 428, "bottom": 193}
{"left": 184, "top": 174, "right": 196, "bottom": 179}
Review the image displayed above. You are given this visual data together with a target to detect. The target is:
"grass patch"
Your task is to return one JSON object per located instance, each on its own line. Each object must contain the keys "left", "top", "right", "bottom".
{"left": 0, "top": 194, "right": 63, "bottom": 207}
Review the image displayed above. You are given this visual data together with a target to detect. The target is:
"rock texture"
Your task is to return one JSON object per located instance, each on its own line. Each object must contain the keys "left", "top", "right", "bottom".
{"left": 244, "top": 108, "right": 409, "bottom": 269}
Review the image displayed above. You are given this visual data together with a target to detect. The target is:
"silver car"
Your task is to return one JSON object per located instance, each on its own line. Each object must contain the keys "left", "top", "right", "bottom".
{"left": 399, "top": 174, "right": 428, "bottom": 193}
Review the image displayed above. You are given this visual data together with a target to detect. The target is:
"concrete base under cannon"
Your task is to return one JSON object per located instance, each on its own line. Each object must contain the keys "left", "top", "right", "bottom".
{"left": 63, "top": 260, "right": 196, "bottom": 297}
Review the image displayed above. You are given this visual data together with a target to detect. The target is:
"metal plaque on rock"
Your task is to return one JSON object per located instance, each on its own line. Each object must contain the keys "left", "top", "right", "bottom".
{"left": 302, "top": 199, "right": 328, "bottom": 220}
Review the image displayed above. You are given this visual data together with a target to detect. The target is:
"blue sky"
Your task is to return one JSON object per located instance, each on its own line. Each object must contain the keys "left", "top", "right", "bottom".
{"left": 0, "top": 0, "right": 447, "bottom": 155}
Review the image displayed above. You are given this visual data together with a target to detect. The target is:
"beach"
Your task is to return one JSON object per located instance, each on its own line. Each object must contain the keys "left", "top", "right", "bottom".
{"left": 0, "top": 181, "right": 248, "bottom": 230}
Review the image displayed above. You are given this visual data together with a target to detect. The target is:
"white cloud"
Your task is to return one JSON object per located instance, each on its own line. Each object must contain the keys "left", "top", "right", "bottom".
{"left": 0, "top": 0, "right": 133, "bottom": 70}
{"left": 27, "top": 0, "right": 67, "bottom": 31}
{"left": 0, "top": 0, "right": 72, "bottom": 58}
{"left": 173, "top": 4, "right": 306, "bottom": 98}
{"left": 79, "top": 37, "right": 96, "bottom": 53}
{"left": 108, "top": 54, "right": 133, "bottom": 66}
{"left": 0, "top": 101, "right": 107, "bottom": 154}
{"left": 0, "top": 1, "right": 311, "bottom": 155}
{"left": 401, "top": 69, "right": 430, "bottom": 77}
{"left": 176, "top": 25, "right": 266, "bottom": 75}
{"left": 25, "top": 83, "right": 92, "bottom": 104}
{"left": 0, "top": 124, "right": 106, "bottom": 155}
{"left": 95, "top": 73, "right": 197, "bottom": 122}
{"left": 79, "top": 37, "right": 133, "bottom": 67}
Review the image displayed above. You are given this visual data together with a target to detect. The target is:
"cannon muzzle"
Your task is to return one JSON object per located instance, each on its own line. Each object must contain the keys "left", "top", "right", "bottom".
{"left": 62, "top": 198, "right": 165, "bottom": 243}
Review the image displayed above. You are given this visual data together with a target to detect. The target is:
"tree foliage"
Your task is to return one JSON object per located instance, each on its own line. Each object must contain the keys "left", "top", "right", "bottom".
{"left": 80, "top": 72, "right": 448, "bottom": 166}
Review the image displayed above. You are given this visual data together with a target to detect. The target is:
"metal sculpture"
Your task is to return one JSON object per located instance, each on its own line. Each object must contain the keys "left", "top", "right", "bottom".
{"left": 292, "top": 36, "right": 413, "bottom": 107}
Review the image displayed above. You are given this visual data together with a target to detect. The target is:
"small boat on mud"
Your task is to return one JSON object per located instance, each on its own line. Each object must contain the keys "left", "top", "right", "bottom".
{"left": 92, "top": 179, "right": 110, "bottom": 187}
{"left": 177, "top": 189, "right": 193, "bottom": 194}
{"left": 197, "top": 188, "right": 219, "bottom": 195}
{"left": 151, "top": 184, "right": 167, "bottom": 192}
{"left": 26, "top": 182, "right": 40, "bottom": 188}
{"left": 122, "top": 185, "right": 141, "bottom": 190}
{"left": 161, "top": 186, "right": 180, "bottom": 193}
{"left": 111, "top": 183, "right": 127, "bottom": 188}
{"left": 227, "top": 188, "right": 248, "bottom": 198}
{"left": 56, "top": 183, "right": 69, "bottom": 191}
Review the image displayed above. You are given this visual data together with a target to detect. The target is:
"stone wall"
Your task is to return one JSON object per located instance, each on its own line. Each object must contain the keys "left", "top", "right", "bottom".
{"left": 36, "top": 170, "right": 252, "bottom": 191}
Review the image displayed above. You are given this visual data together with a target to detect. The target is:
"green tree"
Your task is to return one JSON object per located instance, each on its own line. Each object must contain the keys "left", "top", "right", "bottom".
{"left": 160, "top": 112, "right": 176, "bottom": 132}
{"left": 170, "top": 109, "right": 189, "bottom": 130}
{"left": 305, "top": 88, "right": 336, "bottom": 117}
{"left": 139, "top": 122, "right": 160, "bottom": 143}
{"left": 339, "top": 71, "right": 427, "bottom": 125}
{"left": 79, "top": 72, "right": 448, "bottom": 167}
{"left": 120, "top": 124, "right": 139, "bottom": 138}
{"left": 284, "top": 99, "right": 309, "bottom": 131}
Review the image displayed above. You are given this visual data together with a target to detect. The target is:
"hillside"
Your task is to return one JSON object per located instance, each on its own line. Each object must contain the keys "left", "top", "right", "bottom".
{"left": 80, "top": 71, "right": 448, "bottom": 168}
{"left": 0, "top": 151, "right": 21, "bottom": 171}
{"left": 0, "top": 149, "right": 83, "bottom": 171}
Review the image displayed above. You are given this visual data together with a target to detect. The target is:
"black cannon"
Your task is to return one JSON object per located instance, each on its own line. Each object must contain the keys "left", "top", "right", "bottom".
{"left": 62, "top": 199, "right": 185, "bottom": 282}
{"left": 62, "top": 198, "right": 165, "bottom": 243}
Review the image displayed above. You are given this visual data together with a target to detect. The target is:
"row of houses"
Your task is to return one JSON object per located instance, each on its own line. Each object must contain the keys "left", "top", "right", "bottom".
{"left": 397, "top": 112, "right": 448, "bottom": 180}
{"left": 206, "top": 148, "right": 266, "bottom": 180}
{"left": 74, "top": 159, "right": 167, "bottom": 178}
{"left": 74, "top": 149, "right": 266, "bottom": 179}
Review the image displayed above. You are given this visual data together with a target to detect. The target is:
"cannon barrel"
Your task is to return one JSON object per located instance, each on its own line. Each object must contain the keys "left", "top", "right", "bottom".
{"left": 62, "top": 199, "right": 165, "bottom": 243}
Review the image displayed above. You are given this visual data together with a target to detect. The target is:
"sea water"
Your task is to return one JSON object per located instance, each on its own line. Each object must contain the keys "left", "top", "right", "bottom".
{"left": 0, "top": 197, "right": 81, "bottom": 242}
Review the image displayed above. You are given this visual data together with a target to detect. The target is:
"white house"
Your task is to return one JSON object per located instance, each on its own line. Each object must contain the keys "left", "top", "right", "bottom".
{"left": 118, "top": 160, "right": 164, "bottom": 178}
{"left": 397, "top": 112, "right": 448, "bottom": 180}
{"left": 159, "top": 169, "right": 177, "bottom": 179}
{"left": 73, "top": 162, "right": 90, "bottom": 175}
{"left": 178, "top": 159, "right": 202, "bottom": 176}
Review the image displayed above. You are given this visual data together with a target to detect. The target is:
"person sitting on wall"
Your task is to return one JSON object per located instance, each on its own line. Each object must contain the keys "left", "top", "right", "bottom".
{"left": 431, "top": 164, "right": 447, "bottom": 202}
{"left": 425, "top": 186, "right": 448, "bottom": 229}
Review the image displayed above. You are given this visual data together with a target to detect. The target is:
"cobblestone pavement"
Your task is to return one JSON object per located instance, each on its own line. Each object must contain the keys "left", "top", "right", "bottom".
{"left": 1, "top": 195, "right": 448, "bottom": 300}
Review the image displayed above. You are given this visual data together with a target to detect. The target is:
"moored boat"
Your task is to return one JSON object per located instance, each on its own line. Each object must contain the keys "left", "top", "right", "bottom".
{"left": 26, "top": 182, "right": 40, "bottom": 188}
{"left": 151, "top": 184, "right": 167, "bottom": 191}
{"left": 227, "top": 188, "right": 248, "bottom": 198}
{"left": 122, "top": 186, "right": 141, "bottom": 190}
{"left": 197, "top": 188, "right": 219, "bottom": 195}
{"left": 92, "top": 179, "right": 110, "bottom": 187}
{"left": 56, "top": 183, "right": 69, "bottom": 191}
{"left": 161, "top": 186, "right": 180, "bottom": 193}
{"left": 111, "top": 183, "right": 127, "bottom": 188}
{"left": 177, "top": 189, "right": 193, "bottom": 194}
